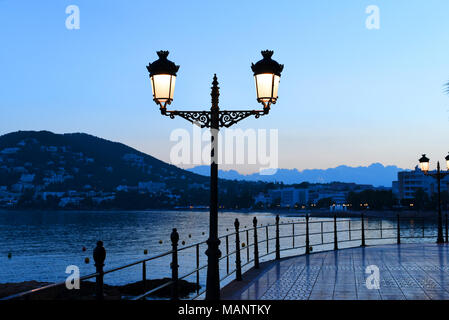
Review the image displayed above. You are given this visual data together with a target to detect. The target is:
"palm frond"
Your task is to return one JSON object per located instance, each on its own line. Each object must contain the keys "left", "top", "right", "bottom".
{"left": 444, "top": 81, "right": 449, "bottom": 95}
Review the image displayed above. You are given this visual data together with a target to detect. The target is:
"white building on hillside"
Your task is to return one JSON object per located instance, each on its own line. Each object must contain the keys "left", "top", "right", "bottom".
{"left": 138, "top": 181, "right": 166, "bottom": 193}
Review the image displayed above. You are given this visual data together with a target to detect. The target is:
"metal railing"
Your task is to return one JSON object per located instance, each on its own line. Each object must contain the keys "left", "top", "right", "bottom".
{"left": 2, "top": 212, "right": 447, "bottom": 301}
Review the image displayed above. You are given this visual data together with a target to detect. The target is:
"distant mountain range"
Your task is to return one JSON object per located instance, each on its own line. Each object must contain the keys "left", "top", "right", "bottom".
{"left": 187, "top": 163, "right": 407, "bottom": 187}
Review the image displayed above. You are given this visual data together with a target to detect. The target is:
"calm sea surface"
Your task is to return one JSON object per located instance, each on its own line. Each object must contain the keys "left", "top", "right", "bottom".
{"left": 0, "top": 210, "right": 438, "bottom": 292}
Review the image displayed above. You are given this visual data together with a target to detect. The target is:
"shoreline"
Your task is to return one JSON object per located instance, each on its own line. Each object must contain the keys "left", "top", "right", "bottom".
{"left": 0, "top": 207, "right": 443, "bottom": 219}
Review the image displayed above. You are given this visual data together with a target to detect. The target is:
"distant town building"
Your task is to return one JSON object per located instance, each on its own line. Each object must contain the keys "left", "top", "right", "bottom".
{"left": 254, "top": 182, "right": 382, "bottom": 208}
{"left": 40, "top": 146, "right": 58, "bottom": 152}
{"left": 268, "top": 188, "right": 309, "bottom": 207}
{"left": 330, "top": 204, "right": 349, "bottom": 212}
{"left": 314, "top": 191, "right": 347, "bottom": 205}
{"left": 307, "top": 183, "right": 375, "bottom": 204}
{"left": 254, "top": 193, "right": 272, "bottom": 206}
{"left": 138, "top": 181, "right": 166, "bottom": 193}
{"left": 116, "top": 185, "right": 130, "bottom": 192}
{"left": 42, "top": 192, "right": 65, "bottom": 201}
{"left": 0, "top": 188, "right": 19, "bottom": 207}
{"left": 189, "top": 183, "right": 208, "bottom": 190}
{"left": 1, "top": 147, "right": 20, "bottom": 154}
{"left": 393, "top": 166, "right": 449, "bottom": 200}
{"left": 13, "top": 167, "right": 27, "bottom": 173}
{"left": 122, "top": 153, "right": 144, "bottom": 166}
{"left": 20, "top": 174, "right": 35, "bottom": 183}
{"left": 59, "top": 197, "right": 83, "bottom": 207}
{"left": 43, "top": 174, "right": 73, "bottom": 185}
{"left": 92, "top": 195, "right": 115, "bottom": 204}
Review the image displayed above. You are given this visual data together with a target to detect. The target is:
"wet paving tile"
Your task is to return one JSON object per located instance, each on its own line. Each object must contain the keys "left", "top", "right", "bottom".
{"left": 221, "top": 243, "right": 449, "bottom": 300}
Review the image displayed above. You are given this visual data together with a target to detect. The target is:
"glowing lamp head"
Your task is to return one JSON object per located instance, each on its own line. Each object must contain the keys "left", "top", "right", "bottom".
{"left": 251, "top": 50, "right": 284, "bottom": 110}
{"left": 146, "top": 51, "right": 179, "bottom": 109}
{"left": 419, "top": 154, "right": 430, "bottom": 173}
{"left": 445, "top": 153, "right": 449, "bottom": 170}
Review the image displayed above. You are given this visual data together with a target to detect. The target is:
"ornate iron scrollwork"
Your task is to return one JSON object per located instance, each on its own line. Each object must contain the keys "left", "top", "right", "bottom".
{"left": 164, "top": 111, "right": 212, "bottom": 128}
{"left": 163, "top": 109, "right": 267, "bottom": 128}
{"left": 219, "top": 110, "right": 264, "bottom": 128}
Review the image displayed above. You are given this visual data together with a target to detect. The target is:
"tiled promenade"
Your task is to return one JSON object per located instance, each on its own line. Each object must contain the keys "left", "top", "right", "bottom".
{"left": 221, "top": 243, "right": 449, "bottom": 300}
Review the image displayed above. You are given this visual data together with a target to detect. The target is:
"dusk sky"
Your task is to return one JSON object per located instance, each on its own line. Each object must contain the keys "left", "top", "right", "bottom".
{"left": 1, "top": 0, "right": 449, "bottom": 174}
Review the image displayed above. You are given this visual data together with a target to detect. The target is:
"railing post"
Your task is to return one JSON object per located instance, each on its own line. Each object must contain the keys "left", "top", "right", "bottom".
{"left": 266, "top": 226, "right": 269, "bottom": 254}
{"left": 333, "top": 214, "right": 338, "bottom": 251}
{"left": 361, "top": 213, "right": 365, "bottom": 247}
{"left": 397, "top": 213, "right": 401, "bottom": 245}
{"left": 292, "top": 223, "right": 295, "bottom": 248}
{"left": 253, "top": 217, "right": 260, "bottom": 269}
{"left": 446, "top": 213, "right": 449, "bottom": 243}
{"left": 349, "top": 220, "right": 352, "bottom": 241}
{"left": 142, "top": 261, "right": 147, "bottom": 292}
{"left": 321, "top": 221, "right": 324, "bottom": 244}
{"left": 380, "top": 220, "right": 383, "bottom": 239}
{"left": 246, "top": 229, "right": 250, "bottom": 263}
{"left": 305, "top": 214, "right": 310, "bottom": 254}
{"left": 93, "top": 241, "right": 106, "bottom": 301}
{"left": 422, "top": 218, "right": 425, "bottom": 238}
{"left": 226, "top": 235, "right": 229, "bottom": 274}
{"left": 275, "top": 215, "right": 280, "bottom": 260}
{"left": 196, "top": 243, "right": 200, "bottom": 294}
{"left": 170, "top": 228, "right": 179, "bottom": 300}
{"left": 234, "top": 219, "right": 242, "bottom": 281}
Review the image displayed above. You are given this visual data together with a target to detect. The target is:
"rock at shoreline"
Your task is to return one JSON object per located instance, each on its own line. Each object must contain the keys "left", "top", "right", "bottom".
{"left": 0, "top": 278, "right": 200, "bottom": 300}
{"left": 0, "top": 281, "right": 51, "bottom": 299}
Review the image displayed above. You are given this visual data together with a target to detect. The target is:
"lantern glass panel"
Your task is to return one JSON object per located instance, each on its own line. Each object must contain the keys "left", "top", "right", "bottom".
{"left": 420, "top": 161, "right": 429, "bottom": 173}
{"left": 151, "top": 74, "right": 176, "bottom": 104}
{"left": 255, "top": 74, "right": 280, "bottom": 103}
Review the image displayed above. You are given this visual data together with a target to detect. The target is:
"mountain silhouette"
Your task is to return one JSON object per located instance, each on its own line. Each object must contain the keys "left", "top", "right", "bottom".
{"left": 187, "top": 163, "right": 405, "bottom": 187}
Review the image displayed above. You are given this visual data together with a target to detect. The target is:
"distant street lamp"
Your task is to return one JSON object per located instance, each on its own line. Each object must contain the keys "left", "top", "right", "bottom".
{"left": 446, "top": 153, "right": 449, "bottom": 172}
{"left": 419, "top": 154, "right": 449, "bottom": 244}
{"left": 146, "top": 50, "right": 284, "bottom": 300}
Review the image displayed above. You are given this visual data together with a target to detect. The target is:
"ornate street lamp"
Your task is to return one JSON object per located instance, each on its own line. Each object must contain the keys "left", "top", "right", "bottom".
{"left": 418, "top": 154, "right": 449, "bottom": 244}
{"left": 146, "top": 50, "right": 284, "bottom": 300}
{"left": 252, "top": 50, "right": 284, "bottom": 111}
{"left": 147, "top": 51, "right": 179, "bottom": 110}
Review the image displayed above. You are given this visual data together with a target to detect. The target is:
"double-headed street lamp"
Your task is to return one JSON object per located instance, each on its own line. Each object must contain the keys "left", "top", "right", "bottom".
{"left": 146, "top": 50, "right": 284, "bottom": 300}
{"left": 419, "top": 153, "right": 449, "bottom": 244}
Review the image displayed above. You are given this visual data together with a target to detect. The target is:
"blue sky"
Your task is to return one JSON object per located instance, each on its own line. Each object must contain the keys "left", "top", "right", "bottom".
{"left": 1, "top": 0, "right": 449, "bottom": 173}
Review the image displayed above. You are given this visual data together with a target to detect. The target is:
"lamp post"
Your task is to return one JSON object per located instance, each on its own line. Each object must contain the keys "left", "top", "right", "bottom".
{"left": 418, "top": 153, "right": 449, "bottom": 244}
{"left": 146, "top": 50, "right": 284, "bottom": 300}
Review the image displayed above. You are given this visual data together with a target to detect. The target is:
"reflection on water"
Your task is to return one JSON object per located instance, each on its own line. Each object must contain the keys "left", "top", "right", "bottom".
{"left": 0, "top": 210, "right": 289, "bottom": 285}
{"left": 0, "top": 210, "right": 440, "bottom": 290}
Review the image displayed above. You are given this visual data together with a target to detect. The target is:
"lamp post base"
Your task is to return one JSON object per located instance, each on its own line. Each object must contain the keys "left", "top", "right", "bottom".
{"left": 205, "top": 238, "right": 221, "bottom": 300}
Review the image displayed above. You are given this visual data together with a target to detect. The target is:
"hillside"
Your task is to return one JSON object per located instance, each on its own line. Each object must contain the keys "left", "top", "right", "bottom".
{"left": 0, "top": 130, "right": 206, "bottom": 189}
{"left": 0, "top": 131, "right": 265, "bottom": 209}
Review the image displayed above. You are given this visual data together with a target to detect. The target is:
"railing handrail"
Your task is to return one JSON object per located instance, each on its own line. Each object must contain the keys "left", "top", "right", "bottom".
{"left": 0, "top": 249, "right": 176, "bottom": 301}
{"left": 3, "top": 213, "right": 445, "bottom": 301}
